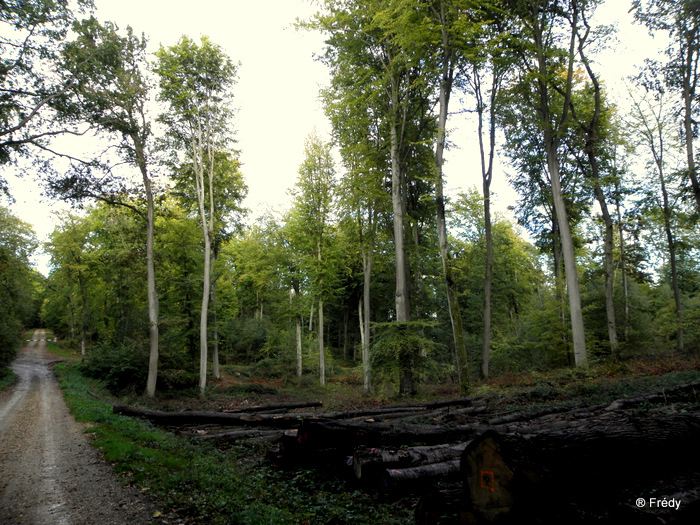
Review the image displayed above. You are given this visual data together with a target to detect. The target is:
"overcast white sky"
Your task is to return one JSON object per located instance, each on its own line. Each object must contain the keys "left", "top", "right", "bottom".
{"left": 5, "top": 0, "right": 661, "bottom": 274}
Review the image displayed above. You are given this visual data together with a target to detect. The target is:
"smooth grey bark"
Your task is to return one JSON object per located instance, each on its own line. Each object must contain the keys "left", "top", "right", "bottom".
{"left": 131, "top": 131, "right": 159, "bottom": 398}
{"left": 361, "top": 244, "right": 373, "bottom": 393}
{"left": 390, "top": 77, "right": 414, "bottom": 395}
{"left": 531, "top": 0, "right": 588, "bottom": 368}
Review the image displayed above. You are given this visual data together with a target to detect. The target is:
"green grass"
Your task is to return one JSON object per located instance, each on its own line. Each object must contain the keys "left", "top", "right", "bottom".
{"left": 44, "top": 331, "right": 81, "bottom": 360}
{"left": 0, "top": 367, "right": 16, "bottom": 393}
{"left": 54, "top": 362, "right": 414, "bottom": 525}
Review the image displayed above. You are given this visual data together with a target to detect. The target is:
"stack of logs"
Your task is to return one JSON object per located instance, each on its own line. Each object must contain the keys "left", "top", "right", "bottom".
{"left": 115, "top": 381, "right": 700, "bottom": 524}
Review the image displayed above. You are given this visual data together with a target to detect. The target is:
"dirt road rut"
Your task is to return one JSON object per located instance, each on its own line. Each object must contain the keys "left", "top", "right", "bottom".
{"left": 0, "top": 330, "right": 160, "bottom": 524}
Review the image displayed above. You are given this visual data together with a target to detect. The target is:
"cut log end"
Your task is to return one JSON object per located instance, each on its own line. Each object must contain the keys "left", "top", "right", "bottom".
{"left": 460, "top": 431, "right": 514, "bottom": 523}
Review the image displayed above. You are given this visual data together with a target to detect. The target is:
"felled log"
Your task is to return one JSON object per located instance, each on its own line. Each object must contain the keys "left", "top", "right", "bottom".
{"left": 192, "top": 428, "right": 287, "bottom": 444}
{"left": 298, "top": 417, "right": 486, "bottom": 456}
{"left": 604, "top": 380, "right": 700, "bottom": 411}
{"left": 325, "top": 406, "right": 428, "bottom": 420}
{"left": 381, "top": 459, "right": 461, "bottom": 494}
{"left": 113, "top": 404, "right": 308, "bottom": 428}
{"left": 487, "top": 402, "right": 587, "bottom": 425}
{"left": 460, "top": 411, "right": 700, "bottom": 523}
{"left": 353, "top": 442, "right": 468, "bottom": 484}
{"left": 223, "top": 400, "right": 322, "bottom": 413}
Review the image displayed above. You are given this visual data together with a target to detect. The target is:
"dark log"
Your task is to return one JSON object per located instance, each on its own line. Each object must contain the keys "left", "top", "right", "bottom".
{"left": 604, "top": 380, "right": 700, "bottom": 412}
{"left": 223, "top": 400, "right": 322, "bottom": 413}
{"left": 460, "top": 411, "right": 700, "bottom": 523}
{"left": 359, "top": 409, "right": 448, "bottom": 423}
{"left": 487, "top": 402, "right": 587, "bottom": 425}
{"left": 113, "top": 404, "right": 308, "bottom": 428}
{"left": 193, "top": 429, "right": 287, "bottom": 444}
{"left": 381, "top": 459, "right": 461, "bottom": 494}
{"left": 298, "top": 417, "right": 487, "bottom": 456}
{"left": 353, "top": 442, "right": 468, "bottom": 483}
{"left": 325, "top": 406, "right": 428, "bottom": 420}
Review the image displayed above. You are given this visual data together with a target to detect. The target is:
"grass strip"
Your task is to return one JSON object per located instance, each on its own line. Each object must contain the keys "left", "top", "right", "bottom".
{"left": 0, "top": 367, "right": 16, "bottom": 393}
{"left": 54, "top": 362, "right": 413, "bottom": 525}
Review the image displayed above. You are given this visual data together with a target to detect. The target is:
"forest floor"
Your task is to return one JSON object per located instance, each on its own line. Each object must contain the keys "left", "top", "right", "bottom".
{"left": 1, "top": 336, "right": 698, "bottom": 524}
{"left": 146, "top": 353, "right": 700, "bottom": 416}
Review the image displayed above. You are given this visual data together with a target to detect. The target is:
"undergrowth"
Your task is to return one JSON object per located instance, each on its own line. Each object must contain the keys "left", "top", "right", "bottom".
{"left": 0, "top": 367, "right": 16, "bottom": 393}
{"left": 54, "top": 362, "right": 414, "bottom": 525}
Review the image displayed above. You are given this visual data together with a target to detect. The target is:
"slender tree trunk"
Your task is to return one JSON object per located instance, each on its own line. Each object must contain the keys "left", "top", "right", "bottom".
{"left": 682, "top": 32, "right": 700, "bottom": 212}
{"left": 592, "top": 181, "right": 618, "bottom": 358}
{"left": 317, "top": 237, "right": 326, "bottom": 386}
{"left": 319, "top": 296, "right": 325, "bottom": 385}
{"left": 78, "top": 271, "right": 87, "bottom": 357}
{"left": 474, "top": 67, "right": 499, "bottom": 381}
{"left": 211, "top": 268, "right": 220, "bottom": 380}
{"left": 547, "top": 150, "right": 587, "bottom": 368}
{"left": 194, "top": 126, "right": 212, "bottom": 396}
{"left": 482, "top": 184, "right": 493, "bottom": 379}
{"left": 434, "top": 41, "right": 470, "bottom": 394}
{"left": 533, "top": 4, "right": 587, "bottom": 368}
{"left": 296, "top": 319, "right": 303, "bottom": 376}
{"left": 292, "top": 283, "right": 303, "bottom": 377}
{"left": 390, "top": 81, "right": 414, "bottom": 395}
{"left": 131, "top": 135, "right": 159, "bottom": 397}
{"left": 658, "top": 162, "right": 684, "bottom": 352}
{"left": 199, "top": 230, "right": 211, "bottom": 395}
{"left": 142, "top": 170, "right": 159, "bottom": 397}
{"left": 615, "top": 187, "right": 630, "bottom": 345}
{"left": 361, "top": 245, "right": 373, "bottom": 393}
{"left": 577, "top": 19, "right": 618, "bottom": 359}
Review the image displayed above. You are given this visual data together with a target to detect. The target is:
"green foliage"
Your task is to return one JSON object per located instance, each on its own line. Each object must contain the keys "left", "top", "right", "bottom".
{"left": 0, "top": 0, "right": 93, "bottom": 171}
{"left": 78, "top": 343, "right": 148, "bottom": 393}
{"left": 0, "top": 206, "right": 42, "bottom": 367}
{"left": 370, "top": 321, "right": 439, "bottom": 391}
{"left": 0, "top": 368, "right": 17, "bottom": 394}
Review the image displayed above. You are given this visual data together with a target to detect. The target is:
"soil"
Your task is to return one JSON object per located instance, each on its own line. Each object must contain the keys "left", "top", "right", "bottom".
{"left": 0, "top": 330, "right": 165, "bottom": 525}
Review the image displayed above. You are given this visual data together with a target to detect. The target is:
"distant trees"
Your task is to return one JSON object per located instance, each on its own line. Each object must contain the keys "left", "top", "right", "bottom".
{"left": 286, "top": 132, "right": 338, "bottom": 385}
{"left": 0, "top": 206, "right": 41, "bottom": 368}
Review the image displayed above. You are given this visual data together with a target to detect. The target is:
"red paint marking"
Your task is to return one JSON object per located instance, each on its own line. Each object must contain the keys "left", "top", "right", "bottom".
{"left": 480, "top": 470, "right": 495, "bottom": 492}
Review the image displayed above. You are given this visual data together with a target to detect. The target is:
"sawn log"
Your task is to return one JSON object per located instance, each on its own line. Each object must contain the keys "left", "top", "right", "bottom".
{"left": 460, "top": 411, "right": 700, "bottom": 523}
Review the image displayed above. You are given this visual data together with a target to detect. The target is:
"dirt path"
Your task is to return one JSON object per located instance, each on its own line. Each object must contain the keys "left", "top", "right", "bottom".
{"left": 0, "top": 330, "right": 161, "bottom": 525}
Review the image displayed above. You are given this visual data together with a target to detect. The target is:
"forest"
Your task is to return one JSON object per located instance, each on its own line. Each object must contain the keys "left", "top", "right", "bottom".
{"left": 3, "top": 0, "right": 700, "bottom": 400}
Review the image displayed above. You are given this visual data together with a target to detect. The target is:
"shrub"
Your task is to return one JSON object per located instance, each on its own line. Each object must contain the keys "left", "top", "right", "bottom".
{"left": 78, "top": 343, "right": 148, "bottom": 393}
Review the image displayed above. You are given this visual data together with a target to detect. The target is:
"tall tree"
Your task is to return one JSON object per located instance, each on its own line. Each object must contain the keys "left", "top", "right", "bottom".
{"left": 627, "top": 88, "right": 685, "bottom": 352}
{"left": 460, "top": 4, "right": 512, "bottom": 380}
{"left": 155, "top": 35, "right": 238, "bottom": 395}
{"left": 287, "top": 132, "right": 337, "bottom": 386}
{"left": 505, "top": 0, "right": 591, "bottom": 368}
{"left": 60, "top": 18, "right": 160, "bottom": 396}
{"left": 633, "top": 0, "right": 700, "bottom": 212}
{"left": 315, "top": 0, "right": 437, "bottom": 395}
{"left": 567, "top": 17, "right": 620, "bottom": 358}
{"left": 322, "top": 30, "right": 391, "bottom": 393}
{"left": 171, "top": 150, "right": 247, "bottom": 379}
